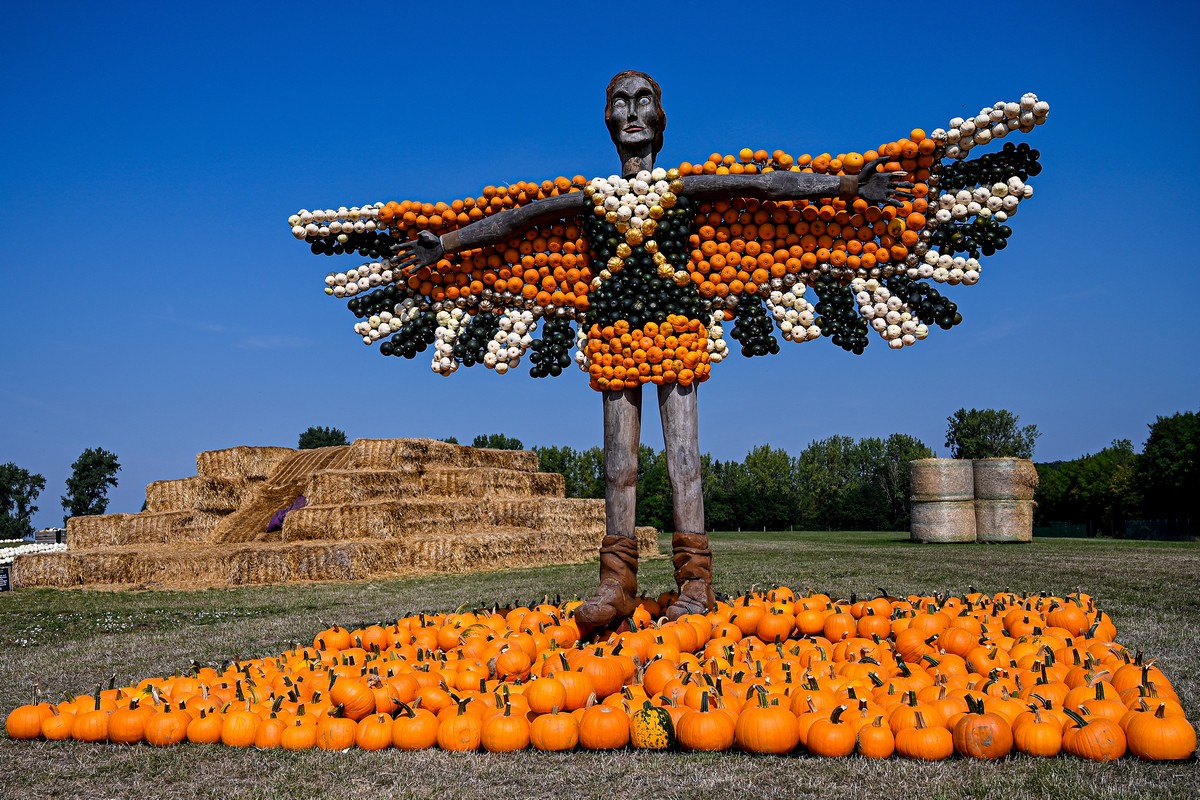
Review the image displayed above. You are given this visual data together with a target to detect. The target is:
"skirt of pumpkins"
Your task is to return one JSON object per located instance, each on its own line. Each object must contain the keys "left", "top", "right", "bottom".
{"left": 5, "top": 586, "right": 1196, "bottom": 762}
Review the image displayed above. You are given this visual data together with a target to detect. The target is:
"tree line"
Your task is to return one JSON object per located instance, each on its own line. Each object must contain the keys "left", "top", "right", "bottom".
{"left": 1033, "top": 410, "right": 1199, "bottom": 535}
{"left": 0, "top": 449, "right": 120, "bottom": 538}
{"left": 534, "top": 434, "right": 934, "bottom": 532}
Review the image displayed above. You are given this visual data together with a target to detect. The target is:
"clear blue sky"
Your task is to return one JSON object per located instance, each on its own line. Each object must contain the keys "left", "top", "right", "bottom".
{"left": 2, "top": 1, "right": 1197, "bottom": 530}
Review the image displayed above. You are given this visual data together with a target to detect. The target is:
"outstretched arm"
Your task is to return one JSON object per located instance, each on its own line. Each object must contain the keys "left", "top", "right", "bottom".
{"left": 679, "top": 157, "right": 913, "bottom": 206}
{"left": 391, "top": 192, "right": 589, "bottom": 274}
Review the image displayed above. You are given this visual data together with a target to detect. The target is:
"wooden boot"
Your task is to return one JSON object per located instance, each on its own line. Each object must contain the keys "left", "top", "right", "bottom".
{"left": 574, "top": 534, "right": 639, "bottom": 638}
{"left": 665, "top": 531, "right": 715, "bottom": 619}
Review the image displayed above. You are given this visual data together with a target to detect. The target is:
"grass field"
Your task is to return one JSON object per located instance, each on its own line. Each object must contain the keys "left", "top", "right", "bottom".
{"left": 1, "top": 531, "right": 1197, "bottom": 800}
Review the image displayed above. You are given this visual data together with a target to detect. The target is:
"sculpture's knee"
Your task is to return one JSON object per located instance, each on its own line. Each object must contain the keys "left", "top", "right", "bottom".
{"left": 606, "top": 451, "right": 638, "bottom": 490}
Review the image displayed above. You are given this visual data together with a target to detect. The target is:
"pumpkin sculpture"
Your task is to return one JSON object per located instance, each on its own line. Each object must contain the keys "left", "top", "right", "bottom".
{"left": 288, "top": 71, "right": 1051, "bottom": 639}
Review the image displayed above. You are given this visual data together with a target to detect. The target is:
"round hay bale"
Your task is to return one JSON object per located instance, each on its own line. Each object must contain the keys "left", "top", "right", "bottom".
{"left": 973, "top": 458, "right": 1039, "bottom": 500}
{"left": 976, "top": 499, "right": 1035, "bottom": 543}
{"left": 910, "top": 459, "right": 975, "bottom": 502}
{"left": 910, "top": 500, "right": 977, "bottom": 543}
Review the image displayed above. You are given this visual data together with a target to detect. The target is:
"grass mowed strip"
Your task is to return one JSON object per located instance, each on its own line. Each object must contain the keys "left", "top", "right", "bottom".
{"left": 2, "top": 532, "right": 1198, "bottom": 800}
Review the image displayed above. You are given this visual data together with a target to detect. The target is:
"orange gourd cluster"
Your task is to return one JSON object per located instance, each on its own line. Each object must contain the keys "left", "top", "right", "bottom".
{"left": 388, "top": 189, "right": 595, "bottom": 312}
{"left": 6, "top": 587, "right": 1195, "bottom": 761}
{"left": 584, "top": 315, "right": 712, "bottom": 391}
{"left": 680, "top": 135, "right": 934, "bottom": 301}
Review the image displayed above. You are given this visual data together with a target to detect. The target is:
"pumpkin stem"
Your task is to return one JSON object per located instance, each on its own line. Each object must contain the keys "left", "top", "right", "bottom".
{"left": 1063, "top": 708, "right": 1088, "bottom": 728}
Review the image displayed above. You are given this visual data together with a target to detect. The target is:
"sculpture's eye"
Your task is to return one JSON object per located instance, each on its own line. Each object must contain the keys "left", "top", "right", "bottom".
{"left": 639, "top": 96, "right": 651, "bottom": 107}
{"left": 613, "top": 99, "right": 626, "bottom": 109}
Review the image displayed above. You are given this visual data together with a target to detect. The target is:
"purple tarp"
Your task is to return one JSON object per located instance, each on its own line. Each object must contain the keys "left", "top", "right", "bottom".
{"left": 266, "top": 495, "right": 307, "bottom": 532}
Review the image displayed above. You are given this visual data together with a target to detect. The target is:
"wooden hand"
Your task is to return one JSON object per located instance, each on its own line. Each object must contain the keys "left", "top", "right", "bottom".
{"left": 855, "top": 157, "right": 915, "bottom": 207}
{"left": 391, "top": 230, "right": 444, "bottom": 274}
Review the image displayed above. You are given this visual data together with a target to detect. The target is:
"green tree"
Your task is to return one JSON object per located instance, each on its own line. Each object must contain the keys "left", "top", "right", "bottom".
{"left": 0, "top": 463, "right": 46, "bottom": 539}
{"left": 535, "top": 445, "right": 575, "bottom": 485}
{"left": 636, "top": 445, "right": 672, "bottom": 531}
{"left": 472, "top": 433, "right": 524, "bottom": 450}
{"left": 945, "top": 408, "right": 1039, "bottom": 460}
{"left": 736, "top": 444, "right": 800, "bottom": 530}
{"left": 1036, "top": 440, "right": 1141, "bottom": 535}
{"left": 535, "top": 444, "right": 602, "bottom": 498}
{"left": 575, "top": 447, "right": 606, "bottom": 499}
{"left": 701, "top": 455, "right": 739, "bottom": 532}
{"left": 1074, "top": 440, "right": 1139, "bottom": 535}
{"left": 61, "top": 447, "right": 121, "bottom": 524}
{"left": 1135, "top": 410, "right": 1200, "bottom": 519}
{"left": 439, "top": 436, "right": 460, "bottom": 445}
{"left": 298, "top": 426, "right": 349, "bottom": 449}
{"left": 796, "top": 435, "right": 860, "bottom": 529}
{"left": 1033, "top": 460, "right": 1075, "bottom": 525}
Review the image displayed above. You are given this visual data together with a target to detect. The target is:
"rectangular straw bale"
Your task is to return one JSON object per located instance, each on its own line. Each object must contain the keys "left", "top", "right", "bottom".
{"left": 282, "top": 498, "right": 493, "bottom": 541}
{"left": 635, "top": 527, "right": 660, "bottom": 557}
{"left": 349, "top": 438, "right": 538, "bottom": 473}
{"left": 524, "top": 497, "right": 606, "bottom": 533}
{"left": 396, "top": 529, "right": 593, "bottom": 574}
{"left": 267, "top": 446, "right": 351, "bottom": 486}
{"left": 196, "top": 446, "right": 295, "bottom": 482}
{"left": 420, "top": 468, "right": 565, "bottom": 499}
{"left": 67, "top": 510, "right": 222, "bottom": 549}
{"left": 11, "top": 551, "right": 77, "bottom": 588}
{"left": 145, "top": 476, "right": 242, "bottom": 514}
{"left": 304, "top": 469, "right": 420, "bottom": 505}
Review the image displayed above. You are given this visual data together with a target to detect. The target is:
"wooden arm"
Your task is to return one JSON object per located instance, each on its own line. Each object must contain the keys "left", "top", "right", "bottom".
{"left": 440, "top": 192, "right": 590, "bottom": 255}
{"left": 678, "top": 171, "right": 855, "bottom": 203}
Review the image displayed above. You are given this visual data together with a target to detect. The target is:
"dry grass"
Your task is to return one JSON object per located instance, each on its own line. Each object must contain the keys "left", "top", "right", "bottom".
{"left": 2, "top": 531, "right": 1197, "bottom": 800}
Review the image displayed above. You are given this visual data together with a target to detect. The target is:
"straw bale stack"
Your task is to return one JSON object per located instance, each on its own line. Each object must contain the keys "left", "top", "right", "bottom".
{"left": 12, "top": 522, "right": 658, "bottom": 590}
{"left": 15, "top": 438, "right": 656, "bottom": 590}
{"left": 972, "top": 458, "right": 1037, "bottom": 543}
{"left": 910, "top": 458, "right": 977, "bottom": 543}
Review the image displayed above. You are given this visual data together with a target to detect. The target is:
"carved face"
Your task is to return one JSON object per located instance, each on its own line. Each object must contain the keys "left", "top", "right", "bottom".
{"left": 605, "top": 72, "right": 664, "bottom": 156}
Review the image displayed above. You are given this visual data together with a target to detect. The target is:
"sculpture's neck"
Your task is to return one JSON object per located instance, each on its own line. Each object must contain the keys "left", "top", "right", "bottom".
{"left": 619, "top": 145, "right": 655, "bottom": 178}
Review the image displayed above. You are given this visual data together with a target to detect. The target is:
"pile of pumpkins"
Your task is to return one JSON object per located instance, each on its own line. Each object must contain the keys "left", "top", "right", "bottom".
{"left": 5, "top": 587, "right": 1195, "bottom": 761}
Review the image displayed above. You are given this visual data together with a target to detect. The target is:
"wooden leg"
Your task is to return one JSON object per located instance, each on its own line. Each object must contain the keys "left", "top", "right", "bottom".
{"left": 659, "top": 382, "right": 714, "bottom": 617}
{"left": 575, "top": 386, "right": 643, "bottom": 639}
{"left": 603, "top": 386, "right": 642, "bottom": 537}
{"left": 658, "top": 382, "right": 704, "bottom": 533}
